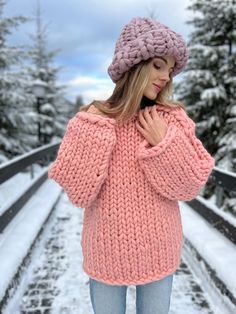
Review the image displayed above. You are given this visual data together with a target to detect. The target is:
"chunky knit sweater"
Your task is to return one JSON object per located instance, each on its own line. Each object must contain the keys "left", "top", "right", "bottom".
{"left": 48, "top": 104, "right": 215, "bottom": 286}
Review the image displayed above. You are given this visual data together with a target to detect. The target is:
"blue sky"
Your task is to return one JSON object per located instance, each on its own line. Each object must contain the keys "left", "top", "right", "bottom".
{"left": 6, "top": 0, "right": 194, "bottom": 103}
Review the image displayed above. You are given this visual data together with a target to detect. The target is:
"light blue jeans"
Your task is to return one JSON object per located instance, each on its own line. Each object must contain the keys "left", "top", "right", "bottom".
{"left": 89, "top": 273, "right": 174, "bottom": 314}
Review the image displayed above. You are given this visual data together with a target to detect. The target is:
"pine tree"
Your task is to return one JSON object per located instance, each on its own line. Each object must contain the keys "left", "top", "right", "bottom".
{"left": 177, "top": 0, "right": 236, "bottom": 167}
{"left": 176, "top": 0, "right": 236, "bottom": 213}
{"left": 0, "top": 0, "right": 34, "bottom": 163}
{"left": 26, "top": 0, "right": 71, "bottom": 146}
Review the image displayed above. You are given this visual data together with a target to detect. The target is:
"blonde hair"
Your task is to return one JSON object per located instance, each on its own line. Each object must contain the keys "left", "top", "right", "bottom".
{"left": 80, "top": 58, "right": 186, "bottom": 122}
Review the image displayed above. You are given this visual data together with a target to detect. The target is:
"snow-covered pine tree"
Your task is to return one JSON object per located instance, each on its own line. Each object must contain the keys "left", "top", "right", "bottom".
{"left": 26, "top": 0, "right": 73, "bottom": 146}
{"left": 0, "top": 0, "right": 35, "bottom": 163}
{"left": 176, "top": 0, "right": 236, "bottom": 213}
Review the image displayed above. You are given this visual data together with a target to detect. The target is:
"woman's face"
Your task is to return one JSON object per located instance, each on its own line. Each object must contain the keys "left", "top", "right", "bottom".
{"left": 143, "top": 56, "right": 176, "bottom": 100}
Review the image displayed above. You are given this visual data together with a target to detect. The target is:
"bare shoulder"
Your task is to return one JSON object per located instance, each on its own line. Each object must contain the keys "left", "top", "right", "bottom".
{"left": 87, "top": 104, "right": 101, "bottom": 114}
{"left": 87, "top": 100, "right": 111, "bottom": 116}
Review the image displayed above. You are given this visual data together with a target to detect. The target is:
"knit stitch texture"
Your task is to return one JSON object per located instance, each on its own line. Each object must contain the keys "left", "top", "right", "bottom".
{"left": 108, "top": 17, "right": 189, "bottom": 82}
{"left": 48, "top": 104, "right": 215, "bottom": 286}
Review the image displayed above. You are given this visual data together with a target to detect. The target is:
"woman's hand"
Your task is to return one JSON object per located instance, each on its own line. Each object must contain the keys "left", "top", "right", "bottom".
{"left": 135, "top": 106, "right": 168, "bottom": 146}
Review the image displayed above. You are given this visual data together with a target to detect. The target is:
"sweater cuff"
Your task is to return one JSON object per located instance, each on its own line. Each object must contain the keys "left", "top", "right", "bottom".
{"left": 137, "top": 125, "right": 178, "bottom": 159}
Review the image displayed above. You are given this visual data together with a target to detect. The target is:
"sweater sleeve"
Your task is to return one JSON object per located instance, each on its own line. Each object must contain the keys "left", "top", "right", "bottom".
{"left": 136, "top": 108, "right": 215, "bottom": 201}
{"left": 48, "top": 111, "right": 117, "bottom": 208}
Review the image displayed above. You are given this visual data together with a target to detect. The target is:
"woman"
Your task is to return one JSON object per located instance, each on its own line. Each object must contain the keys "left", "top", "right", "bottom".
{"left": 48, "top": 17, "right": 215, "bottom": 314}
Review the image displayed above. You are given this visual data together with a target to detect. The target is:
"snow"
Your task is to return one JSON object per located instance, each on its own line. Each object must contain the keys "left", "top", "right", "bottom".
{"left": 0, "top": 164, "right": 45, "bottom": 214}
{"left": 198, "top": 194, "right": 236, "bottom": 228}
{"left": 229, "top": 104, "right": 236, "bottom": 115}
{"left": 180, "top": 200, "right": 236, "bottom": 302}
{"left": 0, "top": 176, "right": 235, "bottom": 313}
{"left": 1, "top": 192, "right": 216, "bottom": 314}
{"left": 0, "top": 177, "right": 62, "bottom": 302}
{"left": 213, "top": 166, "right": 236, "bottom": 178}
{"left": 0, "top": 0, "right": 235, "bottom": 310}
{"left": 201, "top": 87, "right": 226, "bottom": 101}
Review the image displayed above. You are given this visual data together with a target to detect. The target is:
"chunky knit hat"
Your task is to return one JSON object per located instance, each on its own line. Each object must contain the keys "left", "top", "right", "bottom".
{"left": 108, "top": 17, "right": 189, "bottom": 82}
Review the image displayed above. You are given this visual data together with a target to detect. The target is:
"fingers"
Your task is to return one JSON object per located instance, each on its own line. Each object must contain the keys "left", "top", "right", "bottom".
{"left": 135, "top": 120, "right": 147, "bottom": 137}
{"left": 138, "top": 106, "right": 165, "bottom": 129}
{"left": 151, "top": 106, "right": 165, "bottom": 118}
{"left": 143, "top": 106, "right": 164, "bottom": 120}
{"left": 139, "top": 108, "right": 149, "bottom": 128}
{"left": 142, "top": 107, "right": 155, "bottom": 124}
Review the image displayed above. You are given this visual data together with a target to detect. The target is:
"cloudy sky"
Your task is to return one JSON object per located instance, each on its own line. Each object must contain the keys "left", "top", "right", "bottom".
{"left": 6, "top": 0, "right": 194, "bottom": 104}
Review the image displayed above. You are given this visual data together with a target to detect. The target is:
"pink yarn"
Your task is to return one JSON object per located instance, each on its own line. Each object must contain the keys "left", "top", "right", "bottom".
{"left": 48, "top": 105, "right": 215, "bottom": 285}
{"left": 108, "top": 17, "right": 189, "bottom": 82}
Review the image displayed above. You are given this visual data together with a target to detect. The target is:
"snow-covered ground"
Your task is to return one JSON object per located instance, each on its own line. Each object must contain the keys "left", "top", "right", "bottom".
{"left": 0, "top": 172, "right": 235, "bottom": 313}
{"left": 181, "top": 201, "right": 236, "bottom": 314}
{"left": 0, "top": 171, "right": 62, "bottom": 303}
{"left": 3, "top": 192, "right": 216, "bottom": 314}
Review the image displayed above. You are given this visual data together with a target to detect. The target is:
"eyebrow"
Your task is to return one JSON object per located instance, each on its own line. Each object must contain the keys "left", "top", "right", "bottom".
{"left": 154, "top": 56, "right": 175, "bottom": 69}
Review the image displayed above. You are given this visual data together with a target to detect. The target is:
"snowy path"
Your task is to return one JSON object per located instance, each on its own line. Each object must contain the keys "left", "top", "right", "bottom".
{"left": 5, "top": 192, "right": 215, "bottom": 314}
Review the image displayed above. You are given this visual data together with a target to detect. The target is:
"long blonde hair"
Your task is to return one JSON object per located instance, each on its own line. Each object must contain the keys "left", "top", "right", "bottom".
{"left": 80, "top": 58, "right": 186, "bottom": 122}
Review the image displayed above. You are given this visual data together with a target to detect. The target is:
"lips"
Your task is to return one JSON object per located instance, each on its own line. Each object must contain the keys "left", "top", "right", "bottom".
{"left": 153, "top": 83, "right": 162, "bottom": 91}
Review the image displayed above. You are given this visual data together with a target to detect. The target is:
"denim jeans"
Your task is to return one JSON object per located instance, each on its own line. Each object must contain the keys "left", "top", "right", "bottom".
{"left": 89, "top": 273, "right": 174, "bottom": 314}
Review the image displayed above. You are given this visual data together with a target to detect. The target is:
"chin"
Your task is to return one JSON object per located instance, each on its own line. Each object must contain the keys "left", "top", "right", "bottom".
{"left": 145, "top": 94, "right": 157, "bottom": 101}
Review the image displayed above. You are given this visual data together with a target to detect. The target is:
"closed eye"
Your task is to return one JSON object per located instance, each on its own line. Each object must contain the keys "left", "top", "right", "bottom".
{"left": 154, "top": 64, "right": 161, "bottom": 70}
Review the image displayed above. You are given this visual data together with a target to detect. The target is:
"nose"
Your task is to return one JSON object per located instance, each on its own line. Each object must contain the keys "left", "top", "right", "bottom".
{"left": 160, "top": 71, "right": 170, "bottom": 83}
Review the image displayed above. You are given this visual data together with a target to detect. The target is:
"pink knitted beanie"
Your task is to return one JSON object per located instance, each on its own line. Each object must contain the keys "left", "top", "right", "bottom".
{"left": 108, "top": 17, "right": 189, "bottom": 82}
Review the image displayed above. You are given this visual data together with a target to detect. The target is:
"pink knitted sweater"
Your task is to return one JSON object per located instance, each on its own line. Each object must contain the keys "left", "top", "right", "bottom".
{"left": 48, "top": 104, "right": 215, "bottom": 286}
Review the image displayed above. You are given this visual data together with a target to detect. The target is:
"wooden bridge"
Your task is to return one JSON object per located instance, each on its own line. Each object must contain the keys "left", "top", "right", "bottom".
{"left": 0, "top": 143, "right": 235, "bottom": 313}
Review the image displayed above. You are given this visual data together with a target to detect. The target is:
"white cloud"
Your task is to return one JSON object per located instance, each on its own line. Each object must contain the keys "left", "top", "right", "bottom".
{"left": 68, "top": 76, "right": 111, "bottom": 87}
{"left": 66, "top": 75, "right": 114, "bottom": 103}
{"left": 82, "top": 87, "right": 114, "bottom": 103}
{"left": 6, "top": 0, "right": 193, "bottom": 103}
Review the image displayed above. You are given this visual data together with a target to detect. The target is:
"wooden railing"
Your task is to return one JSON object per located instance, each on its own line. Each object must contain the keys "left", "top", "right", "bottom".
{"left": 0, "top": 143, "right": 235, "bottom": 242}
{"left": 187, "top": 167, "right": 236, "bottom": 245}
{"left": 0, "top": 142, "right": 235, "bottom": 312}
{"left": 0, "top": 142, "right": 60, "bottom": 233}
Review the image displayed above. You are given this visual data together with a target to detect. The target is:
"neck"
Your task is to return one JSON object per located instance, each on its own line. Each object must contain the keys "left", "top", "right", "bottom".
{"left": 140, "top": 96, "right": 156, "bottom": 109}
